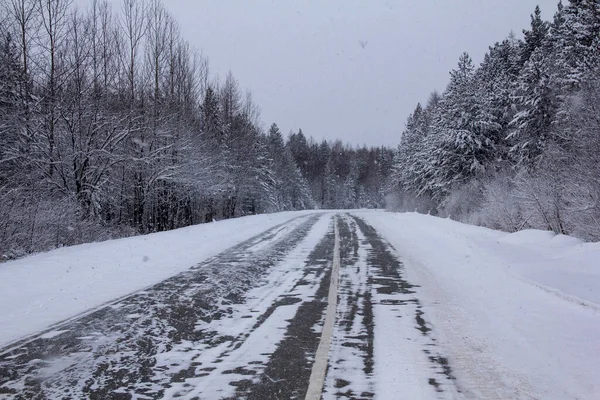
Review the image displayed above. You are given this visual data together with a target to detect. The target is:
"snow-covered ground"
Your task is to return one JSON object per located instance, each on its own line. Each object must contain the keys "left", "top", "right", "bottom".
{"left": 357, "top": 211, "right": 600, "bottom": 400}
{"left": 0, "top": 211, "right": 317, "bottom": 348}
{"left": 1, "top": 209, "right": 598, "bottom": 399}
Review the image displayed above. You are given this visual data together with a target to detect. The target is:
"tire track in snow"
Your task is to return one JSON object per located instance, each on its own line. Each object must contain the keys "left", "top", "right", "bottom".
{"left": 2, "top": 212, "right": 466, "bottom": 399}
{"left": 304, "top": 215, "right": 341, "bottom": 400}
{"left": 353, "top": 215, "right": 460, "bottom": 399}
{"left": 0, "top": 214, "right": 322, "bottom": 399}
{"left": 321, "top": 214, "right": 375, "bottom": 400}
{"left": 223, "top": 216, "right": 337, "bottom": 400}
{"left": 167, "top": 214, "right": 334, "bottom": 399}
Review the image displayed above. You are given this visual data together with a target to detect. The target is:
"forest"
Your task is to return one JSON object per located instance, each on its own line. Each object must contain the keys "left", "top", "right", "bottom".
{"left": 388, "top": 1, "right": 600, "bottom": 241}
{"left": 2, "top": 0, "right": 598, "bottom": 260}
{"left": 0, "top": 0, "right": 393, "bottom": 258}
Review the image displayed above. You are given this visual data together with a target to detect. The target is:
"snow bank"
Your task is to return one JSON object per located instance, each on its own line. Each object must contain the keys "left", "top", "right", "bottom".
{"left": 0, "top": 211, "right": 317, "bottom": 348}
{"left": 356, "top": 211, "right": 600, "bottom": 400}
{"left": 497, "top": 229, "right": 556, "bottom": 245}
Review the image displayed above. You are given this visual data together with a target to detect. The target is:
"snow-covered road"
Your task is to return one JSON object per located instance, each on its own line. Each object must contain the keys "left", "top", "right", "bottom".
{"left": 1, "top": 211, "right": 599, "bottom": 399}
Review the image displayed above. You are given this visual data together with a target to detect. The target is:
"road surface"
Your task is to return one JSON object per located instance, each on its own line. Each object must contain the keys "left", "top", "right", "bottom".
{"left": 0, "top": 213, "right": 460, "bottom": 399}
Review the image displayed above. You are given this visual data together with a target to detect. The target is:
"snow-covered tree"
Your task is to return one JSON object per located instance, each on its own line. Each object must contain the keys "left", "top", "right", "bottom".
{"left": 387, "top": 1, "right": 600, "bottom": 240}
{"left": 266, "top": 123, "right": 313, "bottom": 211}
{"left": 431, "top": 53, "right": 499, "bottom": 195}
{"left": 520, "top": 5, "right": 549, "bottom": 66}
{"left": 553, "top": 0, "right": 600, "bottom": 92}
{"left": 508, "top": 47, "right": 558, "bottom": 166}
{"left": 0, "top": 33, "right": 26, "bottom": 176}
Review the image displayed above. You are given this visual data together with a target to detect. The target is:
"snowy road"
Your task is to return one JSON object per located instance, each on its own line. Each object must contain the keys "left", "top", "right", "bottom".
{"left": 1, "top": 211, "right": 599, "bottom": 399}
{"left": 0, "top": 213, "right": 458, "bottom": 399}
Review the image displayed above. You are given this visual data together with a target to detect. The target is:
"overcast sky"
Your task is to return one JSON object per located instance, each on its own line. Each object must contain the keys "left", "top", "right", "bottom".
{"left": 80, "top": 0, "right": 559, "bottom": 146}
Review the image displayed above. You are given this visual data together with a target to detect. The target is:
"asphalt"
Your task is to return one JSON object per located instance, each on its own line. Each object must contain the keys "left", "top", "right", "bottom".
{"left": 0, "top": 213, "right": 459, "bottom": 400}
{"left": 0, "top": 215, "right": 320, "bottom": 399}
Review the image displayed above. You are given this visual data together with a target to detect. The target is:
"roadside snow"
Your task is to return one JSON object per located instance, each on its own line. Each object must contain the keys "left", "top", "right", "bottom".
{"left": 496, "top": 230, "right": 600, "bottom": 306}
{"left": 0, "top": 211, "right": 317, "bottom": 348}
{"left": 356, "top": 211, "right": 600, "bottom": 400}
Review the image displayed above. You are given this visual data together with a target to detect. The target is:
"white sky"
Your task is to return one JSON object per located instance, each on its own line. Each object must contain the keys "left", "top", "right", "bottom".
{"left": 78, "top": 0, "right": 560, "bottom": 146}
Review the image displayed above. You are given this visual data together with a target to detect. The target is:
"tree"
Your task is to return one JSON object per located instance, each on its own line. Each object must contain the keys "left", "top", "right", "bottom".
{"left": 0, "top": 0, "right": 395, "bottom": 259}
{"left": 520, "top": 5, "right": 549, "bottom": 66}
{"left": 288, "top": 129, "right": 310, "bottom": 177}
{"left": 508, "top": 47, "right": 558, "bottom": 166}
{"left": 430, "top": 53, "right": 498, "bottom": 197}
{"left": 220, "top": 70, "right": 241, "bottom": 129}
{"left": 0, "top": 32, "right": 29, "bottom": 184}
{"left": 553, "top": 0, "right": 600, "bottom": 92}
{"left": 266, "top": 123, "right": 313, "bottom": 210}
{"left": 387, "top": 1, "right": 600, "bottom": 240}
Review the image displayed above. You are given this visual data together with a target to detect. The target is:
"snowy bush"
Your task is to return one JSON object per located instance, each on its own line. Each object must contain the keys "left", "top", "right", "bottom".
{"left": 470, "top": 173, "right": 527, "bottom": 232}
{"left": 385, "top": 189, "right": 438, "bottom": 215}
{"left": 439, "top": 180, "right": 485, "bottom": 222}
{"left": 0, "top": 191, "right": 135, "bottom": 259}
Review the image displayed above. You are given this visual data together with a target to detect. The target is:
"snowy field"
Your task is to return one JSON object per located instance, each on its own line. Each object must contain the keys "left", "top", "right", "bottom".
{"left": 1, "top": 210, "right": 599, "bottom": 399}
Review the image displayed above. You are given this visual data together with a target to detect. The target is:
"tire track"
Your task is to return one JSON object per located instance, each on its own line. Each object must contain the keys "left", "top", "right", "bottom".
{"left": 225, "top": 217, "right": 338, "bottom": 400}
{"left": 305, "top": 216, "right": 340, "bottom": 400}
{"left": 0, "top": 214, "right": 321, "bottom": 399}
{"left": 321, "top": 215, "right": 376, "bottom": 400}
{"left": 353, "top": 215, "right": 459, "bottom": 398}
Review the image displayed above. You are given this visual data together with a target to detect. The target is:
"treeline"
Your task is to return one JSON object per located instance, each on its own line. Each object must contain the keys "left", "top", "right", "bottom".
{"left": 286, "top": 130, "right": 394, "bottom": 210}
{"left": 388, "top": 1, "right": 600, "bottom": 241}
{"left": 0, "top": 0, "right": 392, "bottom": 258}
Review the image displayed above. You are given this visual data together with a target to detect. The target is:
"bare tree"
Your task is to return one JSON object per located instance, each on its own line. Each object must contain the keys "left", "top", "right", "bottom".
{"left": 36, "top": 0, "right": 72, "bottom": 178}
{"left": 120, "top": 0, "right": 145, "bottom": 105}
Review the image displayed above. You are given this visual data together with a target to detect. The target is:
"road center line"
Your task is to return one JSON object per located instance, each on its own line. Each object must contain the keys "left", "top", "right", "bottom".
{"left": 305, "top": 215, "right": 341, "bottom": 400}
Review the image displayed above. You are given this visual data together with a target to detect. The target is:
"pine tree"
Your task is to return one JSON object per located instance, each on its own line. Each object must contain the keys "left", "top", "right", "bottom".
{"left": 288, "top": 129, "right": 310, "bottom": 177}
{"left": 266, "top": 123, "right": 313, "bottom": 210}
{"left": 392, "top": 103, "right": 425, "bottom": 193}
{"left": 432, "top": 52, "right": 498, "bottom": 195}
{"left": 227, "top": 115, "right": 270, "bottom": 215}
{"left": 477, "top": 38, "right": 521, "bottom": 164}
{"left": 389, "top": 92, "right": 443, "bottom": 205}
{"left": 553, "top": 0, "right": 600, "bottom": 91}
{"left": 0, "top": 33, "right": 22, "bottom": 141}
{"left": 508, "top": 47, "right": 558, "bottom": 166}
{"left": 201, "top": 86, "right": 226, "bottom": 148}
{"left": 314, "top": 140, "right": 331, "bottom": 206}
{"left": 520, "top": 5, "right": 550, "bottom": 66}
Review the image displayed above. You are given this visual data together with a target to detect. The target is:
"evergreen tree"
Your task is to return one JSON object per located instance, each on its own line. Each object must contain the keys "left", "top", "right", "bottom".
{"left": 520, "top": 5, "right": 549, "bottom": 66}
{"left": 508, "top": 47, "right": 558, "bottom": 166}
{"left": 476, "top": 38, "right": 522, "bottom": 165}
{"left": 201, "top": 86, "right": 226, "bottom": 148}
{"left": 288, "top": 129, "right": 310, "bottom": 177}
{"left": 266, "top": 123, "right": 313, "bottom": 210}
{"left": 554, "top": 0, "right": 600, "bottom": 91}
{"left": 0, "top": 34, "right": 22, "bottom": 160}
{"left": 432, "top": 53, "right": 498, "bottom": 195}
{"left": 226, "top": 113, "right": 273, "bottom": 217}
